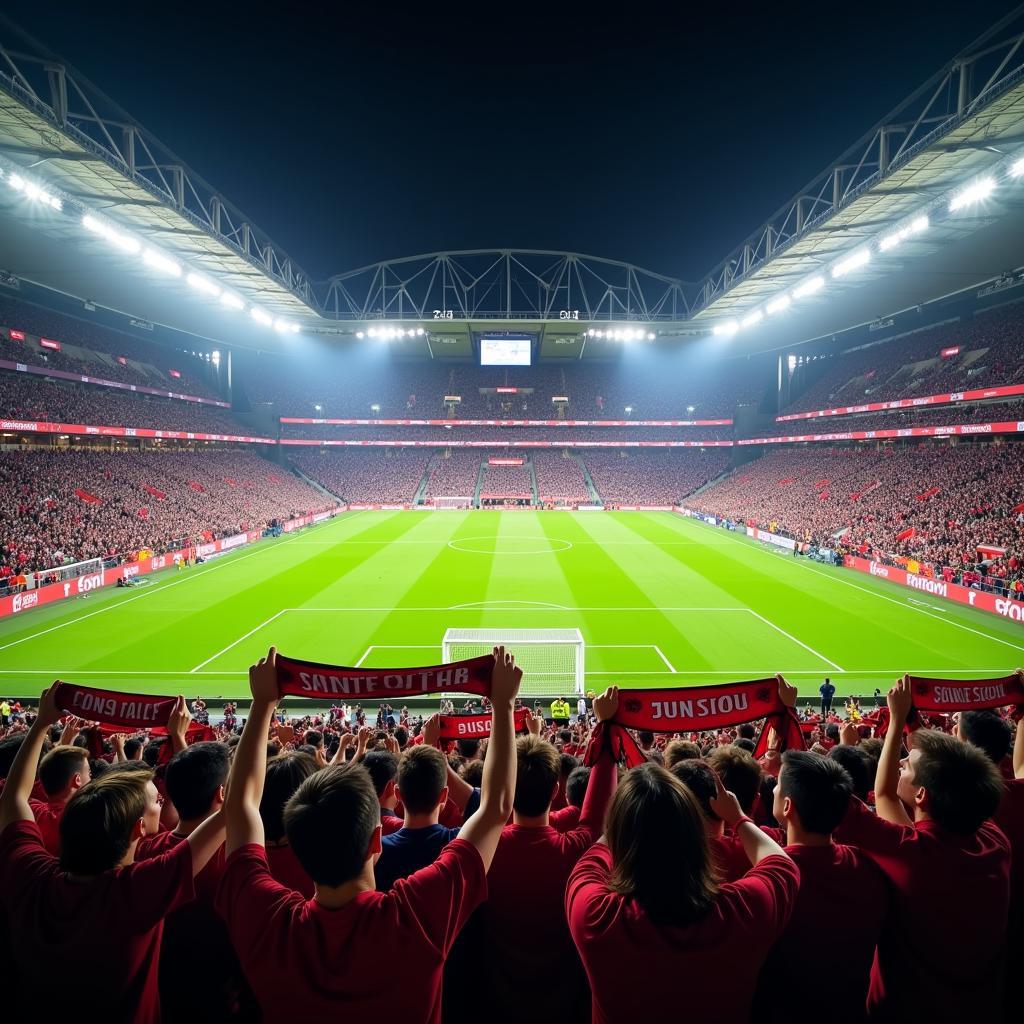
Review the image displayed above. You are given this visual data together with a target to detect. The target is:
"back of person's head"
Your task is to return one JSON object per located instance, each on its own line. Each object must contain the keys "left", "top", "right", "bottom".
{"left": 396, "top": 745, "right": 448, "bottom": 814}
{"left": 89, "top": 757, "right": 111, "bottom": 780}
{"left": 607, "top": 763, "right": 718, "bottom": 926}
{"left": 514, "top": 735, "right": 560, "bottom": 816}
{"left": 732, "top": 737, "right": 756, "bottom": 753}
{"left": 638, "top": 730, "right": 655, "bottom": 749}
{"left": 958, "top": 710, "right": 1013, "bottom": 765}
{"left": 303, "top": 730, "right": 323, "bottom": 749}
{"left": 559, "top": 752, "right": 577, "bottom": 779}
{"left": 461, "top": 760, "right": 484, "bottom": 787}
{"left": 59, "top": 771, "right": 152, "bottom": 875}
{"left": 861, "top": 738, "right": 882, "bottom": 763}
{"left": 664, "top": 739, "right": 701, "bottom": 768}
{"left": 825, "top": 724, "right": 840, "bottom": 741}
{"left": 107, "top": 759, "right": 154, "bottom": 777}
{"left": 123, "top": 738, "right": 143, "bottom": 760}
{"left": 39, "top": 745, "right": 90, "bottom": 797}
{"left": 828, "top": 745, "right": 873, "bottom": 802}
{"left": 777, "top": 750, "right": 853, "bottom": 835}
{"left": 559, "top": 729, "right": 572, "bottom": 745}
{"left": 670, "top": 759, "right": 717, "bottom": 819}
{"left": 166, "top": 741, "right": 229, "bottom": 820}
{"left": 260, "top": 751, "right": 318, "bottom": 842}
{"left": 358, "top": 750, "right": 396, "bottom": 799}
{"left": 393, "top": 726, "right": 408, "bottom": 749}
{"left": 909, "top": 730, "right": 1004, "bottom": 835}
{"left": 142, "top": 739, "right": 165, "bottom": 767}
{"left": 707, "top": 746, "right": 762, "bottom": 813}
{"left": 566, "top": 765, "right": 591, "bottom": 808}
{"left": 284, "top": 763, "right": 379, "bottom": 887}
{"left": 456, "top": 738, "right": 481, "bottom": 760}
{"left": 0, "top": 733, "right": 51, "bottom": 779}
{"left": 737, "top": 723, "right": 755, "bottom": 740}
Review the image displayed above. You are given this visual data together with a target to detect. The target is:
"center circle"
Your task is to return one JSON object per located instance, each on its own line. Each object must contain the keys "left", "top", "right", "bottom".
{"left": 447, "top": 536, "right": 573, "bottom": 555}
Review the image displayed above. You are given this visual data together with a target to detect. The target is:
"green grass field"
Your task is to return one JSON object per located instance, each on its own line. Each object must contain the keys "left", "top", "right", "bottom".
{"left": 1, "top": 509, "right": 1022, "bottom": 702}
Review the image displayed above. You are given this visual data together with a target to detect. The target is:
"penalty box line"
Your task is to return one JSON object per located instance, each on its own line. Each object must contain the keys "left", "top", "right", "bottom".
{"left": 355, "top": 643, "right": 676, "bottom": 672}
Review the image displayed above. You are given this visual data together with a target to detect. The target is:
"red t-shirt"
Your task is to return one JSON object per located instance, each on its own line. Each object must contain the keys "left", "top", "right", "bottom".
{"left": 710, "top": 826, "right": 787, "bottom": 882}
{"left": 836, "top": 798, "right": 1010, "bottom": 1021}
{"left": 381, "top": 812, "right": 404, "bottom": 836}
{"left": 265, "top": 841, "right": 315, "bottom": 898}
{"left": 550, "top": 804, "right": 581, "bottom": 833}
{"left": 567, "top": 844, "right": 798, "bottom": 1024}
{"left": 482, "top": 751, "right": 616, "bottom": 1021}
{"left": 216, "top": 838, "right": 485, "bottom": 1022}
{"left": 755, "top": 843, "right": 888, "bottom": 1022}
{"left": 995, "top": 778, "right": 1024, "bottom": 1011}
{"left": 29, "top": 796, "right": 64, "bottom": 855}
{"left": 0, "top": 819, "right": 194, "bottom": 1024}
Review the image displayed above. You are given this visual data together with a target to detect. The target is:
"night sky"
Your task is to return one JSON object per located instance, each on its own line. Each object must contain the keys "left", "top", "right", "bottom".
{"left": 3, "top": 1, "right": 1021, "bottom": 283}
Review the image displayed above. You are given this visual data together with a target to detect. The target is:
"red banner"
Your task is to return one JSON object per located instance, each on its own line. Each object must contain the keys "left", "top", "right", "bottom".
{"left": 280, "top": 439, "right": 734, "bottom": 449}
{"left": 143, "top": 484, "right": 166, "bottom": 499}
{"left": 280, "top": 417, "right": 733, "bottom": 427}
{"left": 741, "top": 420, "right": 1024, "bottom": 446}
{"left": 0, "top": 417, "right": 273, "bottom": 444}
{"left": 275, "top": 653, "right": 495, "bottom": 699}
{"left": 54, "top": 683, "right": 176, "bottom": 729}
{"left": 74, "top": 489, "right": 101, "bottom": 504}
{"left": 437, "top": 708, "right": 532, "bottom": 741}
{"left": 776, "top": 382, "right": 1024, "bottom": 422}
{"left": 906, "top": 673, "right": 1024, "bottom": 712}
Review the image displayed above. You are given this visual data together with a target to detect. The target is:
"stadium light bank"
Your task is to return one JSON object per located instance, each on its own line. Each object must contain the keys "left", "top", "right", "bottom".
{"left": 710, "top": 151, "right": 1024, "bottom": 340}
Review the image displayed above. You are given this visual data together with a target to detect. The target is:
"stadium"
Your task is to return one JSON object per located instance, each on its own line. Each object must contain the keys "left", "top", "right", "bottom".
{"left": 0, "top": 5, "right": 1023, "bottom": 1023}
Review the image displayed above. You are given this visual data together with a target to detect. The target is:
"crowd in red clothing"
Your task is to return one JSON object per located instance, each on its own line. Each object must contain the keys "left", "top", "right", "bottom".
{"left": 0, "top": 660, "right": 1021, "bottom": 1024}
{"left": 289, "top": 450, "right": 433, "bottom": 504}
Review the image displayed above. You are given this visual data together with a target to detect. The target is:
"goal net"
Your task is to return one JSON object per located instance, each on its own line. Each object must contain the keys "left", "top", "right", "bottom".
{"left": 32, "top": 556, "right": 104, "bottom": 588}
{"left": 442, "top": 628, "right": 584, "bottom": 697}
{"left": 433, "top": 496, "right": 473, "bottom": 509}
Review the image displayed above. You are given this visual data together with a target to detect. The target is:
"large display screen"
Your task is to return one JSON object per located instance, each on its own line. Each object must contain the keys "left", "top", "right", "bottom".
{"left": 480, "top": 335, "right": 532, "bottom": 366}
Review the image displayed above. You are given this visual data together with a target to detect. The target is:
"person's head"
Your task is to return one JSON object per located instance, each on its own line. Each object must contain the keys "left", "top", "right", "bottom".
{"left": 957, "top": 710, "right": 1013, "bottom": 765}
{"left": 260, "top": 751, "right": 318, "bottom": 842}
{"left": 774, "top": 750, "right": 853, "bottom": 836}
{"left": 461, "top": 759, "right": 484, "bottom": 788}
{"left": 303, "top": 730, "right": 323, "bottom": 750}
{"left": 39, "top": 745, "right": 91, "bottom": 799}
{"left": 393, "top": 726, "right": 408, "bottom": 750}
{"left": 828, "top": 745, "right": 873, "bottom": 802}
{"left": 165, "top": 741, "right": 230, "bottom": 821}
{"left": 736, "top": 723, "right": 755, "bottom": 741}
{"left": 861, "top": 738, "right": 882, "bottom": 763}
{"left": 732, "top": 737, "right": 756, "bottom": 753}
{"left": 513, "top": 735, "right": 560, "bottom": 817}
{"left": 0, "top": 733, "right": 49, "bottom": 779}
{"left": 825, "top": 724, "right": 840, "bottom": 741}
{"left": 395, "top": 745, "right": 448, "bottom": 815}
{"left": 559, "top": 729, "right": 572, "bottom": 745}
{"left": 606, "top": 763, "right": 718, "bottom": 925}
{"left": 142, "top": 739, "right": 165, "bottom": 767}
{"left": 284, "top": 763, "right": 381, "bottom": 887}
{"left": 638, "top": 730, "right": 655, "bottom": 751}
{"left": 361, "top": 750, "right": 399, "bottom": 801}
{"left": 59, "top": 771, "right": 159, "bottom": 875}
{"left": 707, "top": 746, "right": 762, "bottom": 814}
{"left": 559, "top": 752, "right": 577, "bottom": 782}
{"left": 456, "top": 738, "right": 481, "bottom": 761}
{"left": 670, "top": 759, "right": 717, "bottom": 820}
{"left": 664, "top": 739, "right": 701, "bottom": 768}
{"left": 566, "top": 765, "right": 590, "bottom": 808}
{"left": 899, "top": 729, "right": 1004, "bottom": 834}
{"left": 123, "top": 738, "right": 143, "bottom": 761}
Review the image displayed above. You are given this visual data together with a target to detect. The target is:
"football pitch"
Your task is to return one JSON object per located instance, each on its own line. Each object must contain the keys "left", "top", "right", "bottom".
{"left": 1, "top": 509, "right": 1022, "bottom": 702}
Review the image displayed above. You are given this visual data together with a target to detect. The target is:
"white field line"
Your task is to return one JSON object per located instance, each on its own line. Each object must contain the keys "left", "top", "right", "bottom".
{"left": 746, "top": 609, "right": 845, "bottom": 672}
{"left": 0, "top": 668, "right": 1010, "bottom": 676}
{"left": 354, "top": 647, "right": 372, "bottom": 667}
{"left": 671, "top": 515, "right": 1024, "bottom": 656}
{"left": 189, "top": 610, "right": 288, "bottom": 672}
{"left": 0, "top": 510, "right": 364, "bottom": 655}
{"left": 653, "top": 645, "right": 678, "bottom": 672}
{"left": 286, "top": 606, "right": 750, "bottom": 613}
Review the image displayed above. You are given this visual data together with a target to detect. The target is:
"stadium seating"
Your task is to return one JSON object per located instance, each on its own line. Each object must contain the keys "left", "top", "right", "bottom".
{"left": 584, "top": 449, "right": 731, "bottom": 506}
{"left": 289, "top": 450, "right": 431, "bottom": 504}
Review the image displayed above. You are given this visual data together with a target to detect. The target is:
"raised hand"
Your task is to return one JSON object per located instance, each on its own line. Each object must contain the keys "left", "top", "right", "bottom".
{"left": 422, "top": 713, "right": 441, "bottom": 747}
{"left": 776, "top": 674, "right": 799, "bottom": 708}
{"left": 248, "top": 647, "right": 280, "bottom": 706}
{"left": 592, "top": 686, "right": 620, "bottom": 723}
{"left": 708, "top": 766, "right": 745, "bottom": 826}
{"left": 490, "top": 646, "right": 523, "bottom": 705}
{"left": 887, "top": 675, "right": 913, "bottom": 723}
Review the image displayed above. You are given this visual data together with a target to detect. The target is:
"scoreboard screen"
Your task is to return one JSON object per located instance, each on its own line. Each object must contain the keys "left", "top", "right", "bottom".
{"left": 480, "top": 334, "right": 532, "bottom": 366}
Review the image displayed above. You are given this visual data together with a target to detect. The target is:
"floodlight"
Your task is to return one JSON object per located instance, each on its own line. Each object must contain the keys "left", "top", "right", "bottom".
{"left": 356, "top": 331, "right": 365, "bottom": 338}
{"left": 766, "top": 294, "right": 791, "bottom": 314}
{"left": 792, "top": 276, "right": 824, "bottom": 299}
{"left": 314, "top": 404, "right": 322, "bottom": 412}
{"left": 646, "top": 332, "right": 655, "bottom": 340}
{"left": 186, "top": 272, "right": 221, "bottom": 297}
{"left": 220, "top": 292, "right": 245, "bottom": 311}
{"left": 417, "top": 328, "right": 425, "bottom": 336}
{"left": 713, "top": 320, "right": 739, "bottom": 337}
{"left": 250, "top": 307, "right": 272, "bottom": 326}
{"left": 368, "top": 327, "right": 378, "bottom": 337}
{"left": 624, "top": 405, "right": 633, "bottom": 413}
{"left": 1010, "top": 157, "right": 1024, "bottom": 179}
{"left": 879, "top": 215, "right": 929, "bottom": 252}
{"left": 741, "top": 309, "right": 763, "bottom": 328}
{"left": 831, "top": 248, "right": 870, "bottom": 278}
{"left": 686, "top": 405, "right": 696, "bottom": 413}
{"left": 371, "top": 403, "right": 381, "bottom": 412}
{"left": 948, "top": 177, "right": 995, "bottom": 212}
{"left": 142, "top": 249, "right": 182, "bottom": 277}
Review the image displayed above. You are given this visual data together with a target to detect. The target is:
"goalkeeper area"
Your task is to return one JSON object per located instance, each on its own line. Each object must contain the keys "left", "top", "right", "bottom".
{"left": 0, "top": 509, "right": 1021, "bottom": 702}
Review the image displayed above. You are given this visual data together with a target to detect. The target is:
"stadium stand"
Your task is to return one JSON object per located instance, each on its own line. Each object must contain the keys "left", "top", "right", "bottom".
{"left": 532, "top": 450, "right": 591, "bottom": 504}
{"left": 584, "top": 449, "right": 732, "bottom": 506}
{"left": 289, "top": 450, "right": 432, "bottom": 504}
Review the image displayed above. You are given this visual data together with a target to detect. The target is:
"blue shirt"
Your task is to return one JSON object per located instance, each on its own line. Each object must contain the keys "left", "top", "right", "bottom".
{"left": 376, "top": 824, "right": 460, "bottom": 891}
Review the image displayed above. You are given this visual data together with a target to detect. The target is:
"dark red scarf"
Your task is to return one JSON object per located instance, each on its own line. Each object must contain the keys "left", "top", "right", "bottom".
{"left": 275, "top": 653, "right": 495, "bottom": 699}
{"left": 55, "top": 682, "right": 176, "bottom": 729}
{"left": 437, "top": 708, "right": 531, "bottom": 741}
{"left": 584, "top": 678, "right": 804, "bottom": 768}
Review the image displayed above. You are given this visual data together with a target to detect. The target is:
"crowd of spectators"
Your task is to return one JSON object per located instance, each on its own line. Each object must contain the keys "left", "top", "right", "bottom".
{"left": 533, "top": 451, "right": 591, "bottom": 503}
{"left": 280, "top": 424, "right": 735, "bottom": 442}
{"left": 425, "top": 451, "right": 484, "bottom": 499}
{"left": 289, "top": 450, "right": 432, "bottom": 504}
{"left": 0, "top": 450, "right": 330, "bottom": 584}
{"left": 691, "top": 442, "right": 1024, "bottom": 591}
{"left": 584, "top": 449, "right": 732, "bottom": 506}
{"left": 0, "top": 662, "right": 1020, "bottom": 1023}
{"left": 480, "top": 459, "right": 534, "bottom": 498}
{"left": 1, "top": 297, "right": 218, "bottom": 400}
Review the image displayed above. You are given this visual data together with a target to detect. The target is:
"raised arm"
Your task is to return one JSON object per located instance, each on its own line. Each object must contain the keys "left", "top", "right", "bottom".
{"left": 874, "top": 676, "right": 914, "bottom": 827}
{"left": 224, "top": 647, "right": 279, "bottom": 856}
{"left": 0, "top": 684, "right": 62, "bottom": 831}
{"left": 457, "top": 647, "right": 521, "bottom": 869}
{"left": 577, "top": 687, "right": 620, "bottom": 837}
{"left": 421, "top": 714, "right": 477, "bottom": 812}
{"left": 709, "top": 769, "right": 791, "bottom": 866}
{"left": 167, "top": 695, "right": 192, "bottom": 753}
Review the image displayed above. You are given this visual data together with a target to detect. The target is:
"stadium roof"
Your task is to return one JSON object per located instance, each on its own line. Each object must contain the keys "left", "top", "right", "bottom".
{"left": 0, "top": 11, "right": 1022, "bottom": 356}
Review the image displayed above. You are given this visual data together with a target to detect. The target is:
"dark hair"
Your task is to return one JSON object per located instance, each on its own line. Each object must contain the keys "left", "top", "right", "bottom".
{"left": 861, "top": 738, "right": 882, "bottom": 762}
{"left": 638, "top": 730, "right": 655, "bottom": 748}
{"left": 260, "top": 751, "right": 318, "bottom": 841}
{"left": 732, "top": 738, "right": 756, "bottom": 753}
{"left": 396, "top": 745, "right": 448, "bottom": 814}
{"left": 303, "top": 730, "right": 323, "bottom": 749}
{"left": 0, "top": 733, "right": 50, "bottom": 778}
{"left": 958, "top": 711, "right": 1013, "bottom": 765}
{"left": 123, "top": 738, "right": 143, "bottom": 760}
{"left": 165, "top": 742, "right": 230, "bottom": 820}
{"left": 361, "top": 750, "right": 399, "bottom": 797}
{"left": 779, "top": 750, "right": 853, "bottom": 835}
{"left": 736, "top": 723, "right": 755, "bottom": 740}
{"left": 89, "top": 758, "right": 111, "bottom": 780}
{"left": 828, "top": 745, "right": 872, "bottom": 802}
{"left": 107, "top": 759, "right": 155, "bottom": 777}
{"left": 825, "top": 724, "right": 840, "bottom": 741}
{"left": 393, "top": 726, "right": 408, "bottom": 749}
{"left": 142, "top": 739, "right": 165, "bottom": 767}
{"left": 707, "top": 746, "right": 763, "bottom": 814}
{"left": 911, "top": 730, "right": 1004, "bottom": 835}
{"left": 461, "top": 760, "right": 484, "bottom": 787}
{"left": 59, "top": 772, "right": 151, "bottom": 875}
{"left": 607, "top": 763, "right": 719, "bottom": 926}
{"left": 670, "top": 759, "right": 717, "bottom": 819}
{"left": 284, "top": 763, "right": 379, "bottom": 886}
{"left": 38, "top": 746, "right": 90, "bottom": 797}
{"left": 514, "top": 735, "right": 560, "bottom": 816}
{"left": 559, "top": 753, "right": 578, "bottom": 779}
{"left": 559, "top": 730, "right": 572, "bottom": 745}
{"left": 456, "top": 738, "right": 481, "bottom": 759}
{"left": 664, "top": 739, "right": 701, "bottom": 768}
{"left": 566, "top": 765, "right": 590, "bottom": 808}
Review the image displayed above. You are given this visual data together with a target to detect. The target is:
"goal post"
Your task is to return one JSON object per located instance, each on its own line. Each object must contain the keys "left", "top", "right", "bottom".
{"left": 32, "top": 556, "right": 104, "bottom": 588}
{"left": 442, "top": 628, "right": 585, "bottom": 697}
